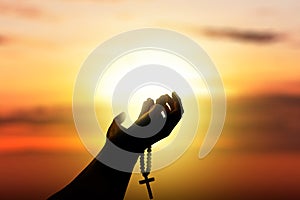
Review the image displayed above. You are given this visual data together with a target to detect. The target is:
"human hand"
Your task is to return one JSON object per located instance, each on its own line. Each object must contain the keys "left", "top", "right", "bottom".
{"left": 106, "top": 92, "right": 184, "bottom": 153}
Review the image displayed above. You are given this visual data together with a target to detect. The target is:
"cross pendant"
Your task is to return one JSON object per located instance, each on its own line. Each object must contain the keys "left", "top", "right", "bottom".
{"left": 139, "top": 172, "right": 155, "bottom": 199}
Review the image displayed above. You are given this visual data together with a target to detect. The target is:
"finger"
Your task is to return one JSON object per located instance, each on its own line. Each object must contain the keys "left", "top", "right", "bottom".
{"left": 172, "top": 91, "right": 184, "bottom": 114}
{"left": 165, "top": 94, "right": 175, "bottom": 111}
{"left": 138, "top": 98, "right": 154, "bottom": 118}
{"left": 156, "top": 94, "right": 174, "bottom": 113}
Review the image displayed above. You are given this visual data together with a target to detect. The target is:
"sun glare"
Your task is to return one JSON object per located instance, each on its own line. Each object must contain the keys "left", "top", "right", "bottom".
{"left": 94, "top": 49, "right": 210, "bottom": 153}
{"left": 95, "top": 49, "right": 209, "bottom": 101}
{"left": 127, "top": 84, "right": 172, "bottom": 124}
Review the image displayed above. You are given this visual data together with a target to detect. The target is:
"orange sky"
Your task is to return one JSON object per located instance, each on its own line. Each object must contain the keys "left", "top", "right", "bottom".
{"left": 1, "top": 0, "right": 300, "bottom": 199}
{"left": 1, "top": 0, "right": 300, "bottom": 109}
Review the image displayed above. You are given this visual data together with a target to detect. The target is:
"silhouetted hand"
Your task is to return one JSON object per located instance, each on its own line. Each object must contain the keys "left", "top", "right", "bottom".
{"left": 48, "top": 92, "right": 183, "bottom": 200}
{"left": 107, "top": 92, "right": 184, "bottom": 153}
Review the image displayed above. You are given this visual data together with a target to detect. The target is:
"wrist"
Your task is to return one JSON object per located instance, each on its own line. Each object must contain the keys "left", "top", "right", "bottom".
{"left": 109, "top": 126, "right": 149, "bottom": 153}
{"left": 96, "top": 140, "right": 140, "bottom": 173}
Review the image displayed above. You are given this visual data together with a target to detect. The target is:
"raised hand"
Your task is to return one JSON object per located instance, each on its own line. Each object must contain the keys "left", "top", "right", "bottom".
{"left": 48, "top": 92, "right": 184, "bottom": 200}
{"left": 107, "top": 92, "right": 184, "bottom": 153}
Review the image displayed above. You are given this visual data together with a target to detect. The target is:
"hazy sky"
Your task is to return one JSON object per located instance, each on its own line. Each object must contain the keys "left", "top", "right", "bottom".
{"left": 1, "top": 1, "right": 300, "bottom": 199}
{"left": 1, "top": 0, "right": 300, "bottom": 109}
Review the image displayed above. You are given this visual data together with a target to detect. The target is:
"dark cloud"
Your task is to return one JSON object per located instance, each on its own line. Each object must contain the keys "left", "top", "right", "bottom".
{"left": 0, "top": 107, "right": 72, "bottom": 125}
{"left": 0, "top": 1, "right": 43, "bottom": 18}
{"left": 0, "top": 148, "right": 82, "bottom": 156}
{"left": 1, "top": 94, "right": 300, "bottom": 154}
{"left": 201, "top": 27, "right": 284, "bottom": 44}
{"left": 219, "top": 94, "right": 300, "bottom": 153}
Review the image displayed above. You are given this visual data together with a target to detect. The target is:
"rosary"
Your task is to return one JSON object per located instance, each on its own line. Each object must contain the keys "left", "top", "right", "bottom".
{"left": 139, "top": 146, "right": 155, "bottom": 199}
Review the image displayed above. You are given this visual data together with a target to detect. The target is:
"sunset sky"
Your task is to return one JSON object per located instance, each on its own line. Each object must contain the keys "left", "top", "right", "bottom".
{"left": 1, "top": 0, "right": 300, "bottom": 199}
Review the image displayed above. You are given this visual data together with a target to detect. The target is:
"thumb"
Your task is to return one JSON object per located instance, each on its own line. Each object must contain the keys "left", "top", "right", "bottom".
{"left": 114, "top": 112, "right": 126, "bottom": 125}
{"left": 138, "top": 98, "right": 154, "bottom": 118}
{"left": 107, "top": 112, "right": 126, "bottom": 138}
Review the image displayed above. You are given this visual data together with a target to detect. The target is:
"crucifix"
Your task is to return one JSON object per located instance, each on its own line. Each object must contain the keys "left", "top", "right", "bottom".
{"left": 139, "top": 146, "right": 155, "bottom": 199}
{"left": 139, "top": 172, "right": 155, "bottom": 199}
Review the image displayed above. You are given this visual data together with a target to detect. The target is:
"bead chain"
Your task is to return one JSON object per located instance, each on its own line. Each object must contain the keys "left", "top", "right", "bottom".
{"left": 140, "top": 146, "right": 152, "bottom": 173}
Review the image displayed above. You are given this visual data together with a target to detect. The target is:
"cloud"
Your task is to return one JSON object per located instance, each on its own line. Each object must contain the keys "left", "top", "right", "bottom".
{"left": 0, "top": 107, "right": 72, "bottom": 125}
{"left": 1, "top": 94, "right": 300, "bottom": 154}
{"left": 201, "top": 27, "right": 284, "bottom": 44}
{"left": 220, "top": 94, "right": 300, "bottom": 153}
{"left": 0, "top": 1, "right": 43, "bottom": 18}
{"left": 0, "top": 35, "right": 10, "bottom": 45}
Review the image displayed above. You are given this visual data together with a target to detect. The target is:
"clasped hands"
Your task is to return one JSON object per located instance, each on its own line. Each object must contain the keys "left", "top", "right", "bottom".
{"left": 107, "top": 92, "right": 184, "bottom": 153}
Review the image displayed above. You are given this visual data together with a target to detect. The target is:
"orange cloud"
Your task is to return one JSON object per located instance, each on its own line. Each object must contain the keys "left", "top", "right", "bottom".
{"left": 0, "top": 106, "right": 72, "bottom": 125}
{"left": 0, "top": 1, "right": 43, "bottom": 18}
{"left": 220, "top": 94, "right": 300, "bottom": 153}
{"left": 0, "top": 34, "right": 11, "bottom": 45}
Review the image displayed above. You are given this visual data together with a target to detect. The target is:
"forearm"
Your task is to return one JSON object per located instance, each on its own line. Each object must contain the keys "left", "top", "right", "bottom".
{"left": 48, "top": 141, "right": 139, "bottom": 200}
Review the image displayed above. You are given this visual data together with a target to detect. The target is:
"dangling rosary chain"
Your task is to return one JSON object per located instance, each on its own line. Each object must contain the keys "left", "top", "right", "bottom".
{"left": 140, "top": 146, "right": 152, "bottom": 173}
{"left": 139, "top": 146, "right": 155, "bottom": 199}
